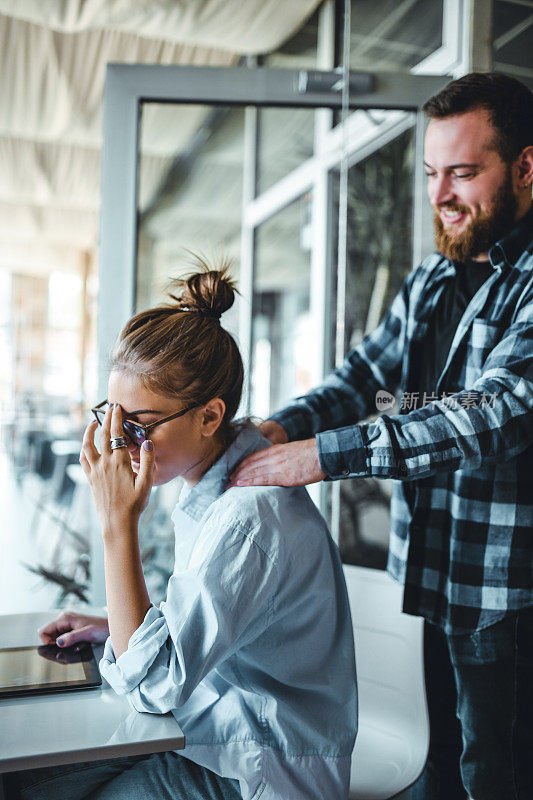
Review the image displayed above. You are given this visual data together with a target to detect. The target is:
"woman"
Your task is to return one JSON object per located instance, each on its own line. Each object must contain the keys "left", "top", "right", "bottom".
{"left": 7, "top": 263, "right": 357, "bottom": 800}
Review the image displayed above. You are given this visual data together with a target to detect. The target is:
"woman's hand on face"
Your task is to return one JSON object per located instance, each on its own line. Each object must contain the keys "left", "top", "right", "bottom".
{"left": 38, "top": 611, "right": 110, "bottom": 648}
{"left": 80, "top": 403, "right": 155, "bottom": 532}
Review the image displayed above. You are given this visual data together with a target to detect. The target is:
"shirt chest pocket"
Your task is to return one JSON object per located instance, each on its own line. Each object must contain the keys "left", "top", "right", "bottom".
{"left": 464, "top": 318, "right": 506, "bottom": 385}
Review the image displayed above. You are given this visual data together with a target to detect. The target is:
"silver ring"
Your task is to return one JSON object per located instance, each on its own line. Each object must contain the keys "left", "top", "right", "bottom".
{"left": 110, "top": 436, "right": 128, "bottom": 450}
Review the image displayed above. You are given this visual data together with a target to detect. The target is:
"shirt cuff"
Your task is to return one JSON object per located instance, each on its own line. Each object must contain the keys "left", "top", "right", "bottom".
{"left": 99, "top": 605, "right": 168, "bottom": 695}
{"left": 316, "top": 425, "right": 369, "bottom": 480}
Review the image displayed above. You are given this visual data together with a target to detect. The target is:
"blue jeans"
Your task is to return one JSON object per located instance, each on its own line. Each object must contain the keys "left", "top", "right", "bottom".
{"left": 3, "top": 752, "right": 242, "bottom": 800}
{"left": 403, "top": 607, "right": 533, "bottom": 800}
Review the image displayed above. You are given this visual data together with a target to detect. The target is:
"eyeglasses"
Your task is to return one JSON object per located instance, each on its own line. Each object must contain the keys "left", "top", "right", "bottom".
{"left": 91, "top": 400, "right": 197, "bottom": 447}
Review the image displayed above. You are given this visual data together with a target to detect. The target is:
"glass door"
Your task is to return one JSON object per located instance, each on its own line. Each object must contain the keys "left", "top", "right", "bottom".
{"left": 93, "top": 61, "right": 446, "bottom": 603}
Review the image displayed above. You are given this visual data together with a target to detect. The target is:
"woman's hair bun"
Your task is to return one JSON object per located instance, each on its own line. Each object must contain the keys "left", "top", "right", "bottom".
{"left": 169, "top": 254, "right": 237, "bottom": 320}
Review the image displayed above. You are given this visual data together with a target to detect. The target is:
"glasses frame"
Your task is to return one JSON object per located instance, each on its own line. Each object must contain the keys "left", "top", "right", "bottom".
{"left": 91, "top": 399, "right": 198, "bottom": 445}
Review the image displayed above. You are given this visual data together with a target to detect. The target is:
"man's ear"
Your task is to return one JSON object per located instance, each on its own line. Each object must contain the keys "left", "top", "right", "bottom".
{"left": 200, "top": 398, "right": 226, "bottom": 438}
{"left": 515, "top": 145, "right": 533, "bottom": 188}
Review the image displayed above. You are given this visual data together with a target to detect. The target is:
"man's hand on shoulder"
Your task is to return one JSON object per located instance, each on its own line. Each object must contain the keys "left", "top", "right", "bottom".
{"left": 228, "top": 435, "right": 326, "bottom": 488}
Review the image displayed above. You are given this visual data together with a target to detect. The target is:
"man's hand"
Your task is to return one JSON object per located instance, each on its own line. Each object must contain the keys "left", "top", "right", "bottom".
{"left": 228, "top": 437, "right": 326, "bottom": 488}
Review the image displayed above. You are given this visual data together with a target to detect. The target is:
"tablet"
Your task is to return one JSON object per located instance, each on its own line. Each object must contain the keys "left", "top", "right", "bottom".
{"left": 0, "top": 643, "right": 102, "bottom": 698}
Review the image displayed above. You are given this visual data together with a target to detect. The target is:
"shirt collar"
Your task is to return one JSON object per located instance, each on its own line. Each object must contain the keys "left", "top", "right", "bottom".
{"left": 175, "top": 422, "right": 271, "bottom": 522}
{"left": 489, "top": 206, "right": 533, "bottom": 271}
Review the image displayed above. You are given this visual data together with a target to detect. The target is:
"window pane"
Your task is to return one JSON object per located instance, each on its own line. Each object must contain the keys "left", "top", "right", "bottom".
{"left": 493, "top": 0, "right": 533, "bottom": 89}
{"left": 136, "top": 103, "right": 244, "bottom": 331}
{"left": 257, "top": 107, "right": 315, "bottom": 194}
{"left": 332, "top": 126, "right": 415, "bottom": 568}
{"left": 0, "top": 262, "right": 96, "bottom": 612}
{"left": 251, "top": 193, "right": 313, "bottom": 417}
{"left": 344, "top": 0, "right": 444, "bottom": 73}
{"left": 344, "top": 127, "right": 415, "bottom": 351}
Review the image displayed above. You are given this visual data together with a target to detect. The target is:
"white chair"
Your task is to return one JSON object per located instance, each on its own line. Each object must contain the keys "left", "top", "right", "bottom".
{"left": 345, "top": 565, "right": 429, "bottom": 799}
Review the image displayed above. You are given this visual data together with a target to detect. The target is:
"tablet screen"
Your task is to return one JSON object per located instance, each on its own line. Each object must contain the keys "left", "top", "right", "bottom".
{"left": 0, "top": 643, "right": 101, "bottom": 697}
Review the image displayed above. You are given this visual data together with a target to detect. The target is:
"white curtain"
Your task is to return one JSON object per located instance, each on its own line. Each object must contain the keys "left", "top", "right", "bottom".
{"left": 0, "top": 0, "right": 321, "bottom": 272}
{"left": 0, "top": 0, "right": 320, "bottom": 53}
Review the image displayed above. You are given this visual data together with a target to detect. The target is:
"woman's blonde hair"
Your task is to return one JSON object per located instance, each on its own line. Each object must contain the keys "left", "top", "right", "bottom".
{"left": 111, "top": 255, "right": 243, "bottom": 443}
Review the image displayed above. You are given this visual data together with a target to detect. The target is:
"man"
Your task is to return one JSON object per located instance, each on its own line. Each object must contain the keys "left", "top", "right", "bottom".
{"left": 230, "top": 73, "right": 533, "bottom": 799}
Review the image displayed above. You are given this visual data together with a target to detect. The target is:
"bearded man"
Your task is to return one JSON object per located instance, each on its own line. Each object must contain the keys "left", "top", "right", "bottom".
{"left": 230, "top": 73, "right": 533, "bottom": 800}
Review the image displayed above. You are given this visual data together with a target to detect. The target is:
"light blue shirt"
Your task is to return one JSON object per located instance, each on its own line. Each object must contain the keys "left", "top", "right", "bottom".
{"left": 101, "top": 424, "right": 357, "bottom": 800}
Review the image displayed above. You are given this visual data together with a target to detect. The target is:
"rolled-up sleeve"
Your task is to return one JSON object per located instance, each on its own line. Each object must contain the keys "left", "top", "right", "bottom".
{"left": 100, "top": 606, "right": 168, "bottom": 697}
{"left": 315, "top": 297, "right": 533, "bottom": 481}
{"left": 100, "top": 521, "right": 279, "bottom": 714}
{"left": 314, "top": 373, "right": 533, "bottom": 482}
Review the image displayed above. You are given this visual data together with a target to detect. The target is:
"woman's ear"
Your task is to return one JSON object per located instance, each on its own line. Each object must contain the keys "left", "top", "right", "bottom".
{"left": 200, "top": 398, "right": 226, "bottom": 438}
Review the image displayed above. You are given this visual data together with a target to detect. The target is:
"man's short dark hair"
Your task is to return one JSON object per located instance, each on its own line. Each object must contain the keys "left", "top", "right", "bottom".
{"left": 423, "top": 72, "right": 533, "bottom": 163}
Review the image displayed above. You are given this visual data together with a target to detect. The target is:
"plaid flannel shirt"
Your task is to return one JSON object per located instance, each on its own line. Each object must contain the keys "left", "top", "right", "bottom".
{"left": 271, "top": 209, "right": 533, "bottom": 634}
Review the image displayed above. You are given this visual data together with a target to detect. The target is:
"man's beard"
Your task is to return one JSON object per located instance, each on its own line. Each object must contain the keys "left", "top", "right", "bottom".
{"left": 433, "top": 169, "right": 518, "bottom": 262}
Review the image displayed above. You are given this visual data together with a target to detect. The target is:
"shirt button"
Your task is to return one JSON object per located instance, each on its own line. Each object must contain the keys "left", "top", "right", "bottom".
{"left": 342, "top": 468, "right": 350, "bottom": 476}
{"left": 399, "top": 463, "right": 408, "bottom": 474}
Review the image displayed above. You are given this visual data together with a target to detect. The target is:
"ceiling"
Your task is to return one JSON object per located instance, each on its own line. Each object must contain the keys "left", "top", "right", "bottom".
{"left": 1, "top": 0, "right": 531, "bottom": 279}
{"left": 0, "top": 0, "right": 321, "bottom": 276}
